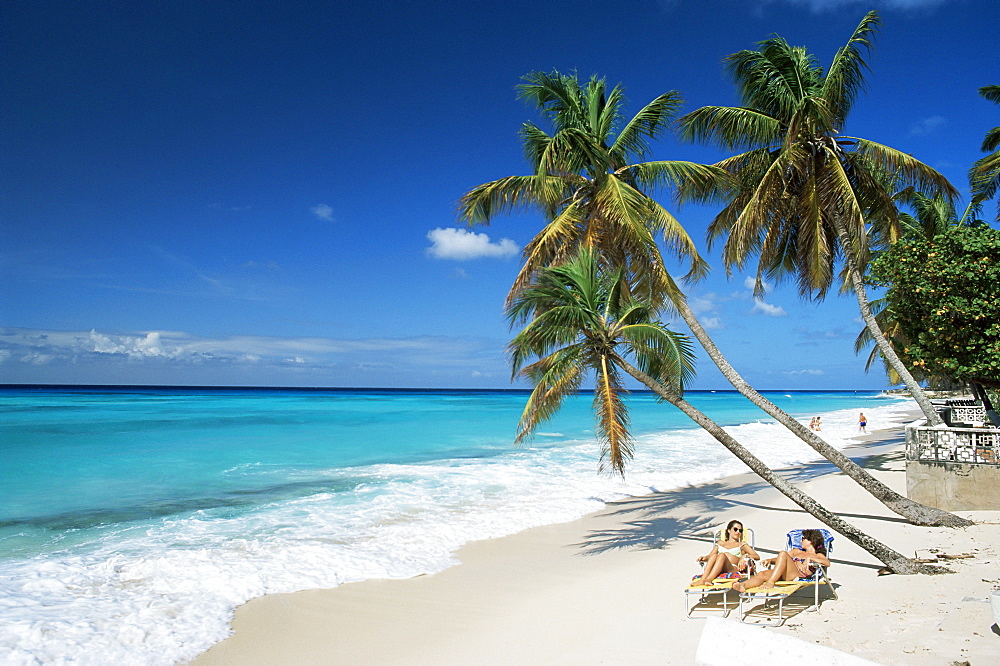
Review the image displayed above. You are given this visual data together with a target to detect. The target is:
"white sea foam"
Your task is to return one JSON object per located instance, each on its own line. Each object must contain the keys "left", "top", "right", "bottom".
{"left": 0, "top": 397, "right": 915, "bottom": 665}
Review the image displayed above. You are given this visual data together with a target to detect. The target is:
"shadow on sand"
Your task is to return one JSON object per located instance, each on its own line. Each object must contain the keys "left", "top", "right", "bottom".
{"left": 572, "top": 443, "right": 906, "bottom": 574}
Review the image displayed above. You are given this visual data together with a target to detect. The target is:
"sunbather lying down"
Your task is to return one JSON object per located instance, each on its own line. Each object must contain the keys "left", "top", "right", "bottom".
{"left": 690, "top": 519, "right": 760, "bottom": 588}
{"left": 733, "top": 528, "right": 830, "bottom": 592}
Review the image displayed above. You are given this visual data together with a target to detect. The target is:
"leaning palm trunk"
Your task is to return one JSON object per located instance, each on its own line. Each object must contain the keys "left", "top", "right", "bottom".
{"left": 673, "top": 296, "right": 971, "bottom": 527}
{"left": 831, "top": 217, "right": 944, "bottom": 427}
{"left": 617, "top": 359, "right": 944, "bottom": 575}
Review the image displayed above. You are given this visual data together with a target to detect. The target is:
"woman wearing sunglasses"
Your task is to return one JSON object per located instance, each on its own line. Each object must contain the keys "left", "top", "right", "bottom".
{"left": 732, "top": 529, "right": 830, "bottom": 592}
{"left": 691, "top": 520, "right": 759, "bottom": 587}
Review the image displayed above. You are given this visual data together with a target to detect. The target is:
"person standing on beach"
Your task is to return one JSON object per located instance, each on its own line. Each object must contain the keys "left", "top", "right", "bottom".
{"left": 858, "top": 412, "right": 867, "bottom": 433}
{"left": 814, "top": 417, "right": 822, "bottom": 431}
{"left": 809, "top": 416, "right": 817, "bottom": 430}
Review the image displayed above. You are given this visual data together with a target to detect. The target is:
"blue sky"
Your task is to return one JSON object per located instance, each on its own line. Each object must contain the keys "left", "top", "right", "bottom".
{"left": 2, "top": 0, "right": 997, "bottom": 389}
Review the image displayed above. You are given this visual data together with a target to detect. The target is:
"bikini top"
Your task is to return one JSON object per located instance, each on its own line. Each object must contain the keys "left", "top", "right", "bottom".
{"left": 717, "top": 543, "right": 744, "bottom": 556}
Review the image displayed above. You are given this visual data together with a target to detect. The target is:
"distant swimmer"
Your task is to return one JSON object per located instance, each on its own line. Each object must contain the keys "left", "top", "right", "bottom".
{"left": 858, "top": 412, "right": 867, "bottom": 434}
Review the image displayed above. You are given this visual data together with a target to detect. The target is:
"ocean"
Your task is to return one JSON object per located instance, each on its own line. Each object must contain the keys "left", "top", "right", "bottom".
{"left": 0, "top": 386, "right": 915, "bottom": 664}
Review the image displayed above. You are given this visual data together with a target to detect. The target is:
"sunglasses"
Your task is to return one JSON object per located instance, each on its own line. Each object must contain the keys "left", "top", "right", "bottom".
{"left": 731, "top": 527, "right": 743, "bottom": 533}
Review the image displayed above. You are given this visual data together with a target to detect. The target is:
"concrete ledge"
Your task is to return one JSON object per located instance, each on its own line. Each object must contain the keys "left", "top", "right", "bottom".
{"left": 695, "top": 617, "right": 880, "bottom": 665}
{"left": 906, "top": 460, "right": 1000, "bottom": 510}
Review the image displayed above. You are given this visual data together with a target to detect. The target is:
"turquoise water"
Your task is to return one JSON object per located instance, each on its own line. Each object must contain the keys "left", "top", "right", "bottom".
{"left": 0, "top": 386, "right": 913, "bottom": 664}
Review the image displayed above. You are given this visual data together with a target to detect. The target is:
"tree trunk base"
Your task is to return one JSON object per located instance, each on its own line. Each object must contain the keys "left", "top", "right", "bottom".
{"left": 888, "top": 561, "right": 953, "bottom": 575}
{"left": 894, "top": 501, "right": 975, "bottom": 528}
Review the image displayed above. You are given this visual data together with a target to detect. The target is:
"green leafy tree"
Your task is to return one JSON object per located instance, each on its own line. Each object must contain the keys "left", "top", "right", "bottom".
{"left": 678, "top": 11, "right": 957, "bottom": 427}
{"left": 508, "top": 250, "right": 939, "bottom": 574}
{"left": 462, "top": 69, "right": 968, "bottom": 527}
{"left": 869, "top": 225, "right": 1000, "bottom": 390}
{"left": 970, "top": 85, "right": 1000, "bottom": 221}
{"left": 855, "top": 189, "right": 976, "bottom": 385}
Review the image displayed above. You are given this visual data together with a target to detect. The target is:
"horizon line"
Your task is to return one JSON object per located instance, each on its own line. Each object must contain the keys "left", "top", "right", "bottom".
{"left": 0, "top": 383, "right": 901, "bottom": 394}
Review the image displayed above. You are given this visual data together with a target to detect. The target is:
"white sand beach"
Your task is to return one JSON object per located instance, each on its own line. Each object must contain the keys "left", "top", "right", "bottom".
{"left": 192, "top": 414, "right": 1000, "bottom": 665}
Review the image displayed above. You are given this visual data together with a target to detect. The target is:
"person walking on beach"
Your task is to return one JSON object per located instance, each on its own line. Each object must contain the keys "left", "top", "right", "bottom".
{"left": 809, "top": 416, "right": 817, "bottom": 431}
{"left": 858, "top": 412, "right": 867, "bottom": 434}
{"left": 814, "top": 416, "right": 822, "bottom": 431}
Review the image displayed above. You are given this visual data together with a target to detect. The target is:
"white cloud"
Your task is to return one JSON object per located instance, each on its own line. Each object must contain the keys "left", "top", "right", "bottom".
{"left": 699, "top": 316, "right": 723, "bottom": 330}
{"left": 426, "top": 228, "right": 519, "bottom": 260}
{"left": 751, "top": 300, "right": 787, "bottom": 317}
{"left": 311, "top": 204, "right": 335, "bottom": 221}
{"left": 0, "top": 327, "right": 506, "bottom": 370}
{"left": 784, "top": 369, "right": 826, "bottom": 376}
{"left": 910, "top": 115, "right": 947, "bottom": 136}
{"left": 89, "top": 330, "right": 173, "bottom": 358}
{"left": 743, "top": 276, "right": 775, "bottom": 294}
{"left": 0, "top": 328, "right": 514, "bottom": 386}
{"left": 20, "top": 352, "right": 54, "bottom": 365}
{"left": 759, "top": 0, "right": 947, "bottom": 11}
{"left": 689, "top": 293, "right": 721, "bottom": 316}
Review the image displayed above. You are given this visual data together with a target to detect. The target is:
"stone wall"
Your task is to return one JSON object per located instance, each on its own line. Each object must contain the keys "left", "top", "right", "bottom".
{"left": 905, "top": 418, "right": 1000, "bottom": 510}
{"left": 906, "top": 460, "right": 1000, "bottom": 511}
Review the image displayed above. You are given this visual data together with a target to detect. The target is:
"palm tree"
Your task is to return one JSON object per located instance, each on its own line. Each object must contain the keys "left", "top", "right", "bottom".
{"left": 459, "top": 70, "right": 719, "bottom": 309}
{"left": 461, "top": 69, "right": 969, "bottom": 527}
{"left": 677, "top": 11, "right": 958, "bottom": 428}
{"left": 508, "top": 250, "right": 939, "bottom": 574}
{"left": 970, "top": 84, "right": 1000, "bottom": 221}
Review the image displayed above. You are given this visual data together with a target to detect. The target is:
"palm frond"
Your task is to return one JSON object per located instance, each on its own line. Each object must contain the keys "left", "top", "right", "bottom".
{"left": 588, "top": 77, "right": 621, "bottom": 147}
{"left": 517, "top": 70, "right": 586, "bottom": 128}
{"left": 506, "top": 196, "right": 590, "bottom": 302}
{"left": 718, "top": 148, "right": 798, "bottom": 274}
{"left": 513, "top": 350, "right": 585, "bottom": 443}
{"left": 970, "top": 150, "right": 1000, "bottom": 219}
{"left": 520, "top": 122, "right": 552, "bottom": 172}
{"left": 541, "top": 126, "right": 606, "bottom": 177}
{"left": 727, "top": 41, "right": 806, "bottom": 119}
{"left": 821, "top": 11, "right": 880, "bottom": 123}
{"left": 823, "top": 154, "right": 870, "bottom": 265}
{"left": 611, "top": 91, "right": 683, "bottom": 161}
{"left": 457, "top": 175, "right": 547, "bottom": 225}
{"left": 678, "top": 106, "right": 781, "bottom": 151}
{"left": 621, "top": 320, "right": 697, "bottom": 393}
{"left": 850, "top": 138, "right": 958, "bottom": 201}
{"left": 591, "top": 354, "right": 633, "bottom": 476}
{"left": 628, "top": 160, "right": 734, "bottom": 204}
{"left": 979, "top": 84, "right": 1000, "bottom": 105}
{"left": 981, "top": 126, "right": 1000, "bottom": 153}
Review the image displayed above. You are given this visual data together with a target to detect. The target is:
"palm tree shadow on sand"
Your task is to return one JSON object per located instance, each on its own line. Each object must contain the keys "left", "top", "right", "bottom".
{"left": 571, "top": 446, "right": 911, "bottom": 571}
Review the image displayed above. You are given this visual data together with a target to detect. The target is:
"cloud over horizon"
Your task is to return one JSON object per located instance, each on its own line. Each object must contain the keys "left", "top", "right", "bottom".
{"left": 0, "top": 327, "right": 511, "bottom": 387}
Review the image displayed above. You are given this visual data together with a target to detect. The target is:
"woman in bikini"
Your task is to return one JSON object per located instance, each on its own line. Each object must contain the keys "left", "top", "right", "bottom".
{"left": 691, "top": 520, "right": 760, "bottom": 587}
{"left": 732, "top": 528, "right": 830, "bottom": 592}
